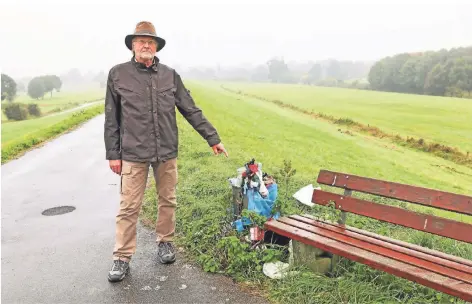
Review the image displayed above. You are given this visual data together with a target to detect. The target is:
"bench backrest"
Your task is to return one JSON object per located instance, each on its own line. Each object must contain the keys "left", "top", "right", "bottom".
{"left": 313, "top": 170, "right": 472, "bottom": 244}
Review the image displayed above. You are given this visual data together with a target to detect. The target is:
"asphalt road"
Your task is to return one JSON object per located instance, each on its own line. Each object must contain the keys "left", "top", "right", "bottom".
{"left": 1, "top": 114, "right": 268, "bottom": 304}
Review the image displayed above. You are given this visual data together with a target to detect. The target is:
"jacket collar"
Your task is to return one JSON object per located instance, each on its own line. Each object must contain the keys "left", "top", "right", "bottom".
{"left": 132, "top": 56, "right": 159, "bottom": 71}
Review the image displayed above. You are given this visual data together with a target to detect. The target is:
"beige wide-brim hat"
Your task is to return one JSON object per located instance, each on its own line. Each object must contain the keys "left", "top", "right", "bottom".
{"left": 125, "top": 21, "right": 166, "bottom": 52}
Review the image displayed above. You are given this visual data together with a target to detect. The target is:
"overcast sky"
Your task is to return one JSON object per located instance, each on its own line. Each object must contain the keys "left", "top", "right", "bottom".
{"left": 1, "top": 0, "right": 470, "bottom": 79}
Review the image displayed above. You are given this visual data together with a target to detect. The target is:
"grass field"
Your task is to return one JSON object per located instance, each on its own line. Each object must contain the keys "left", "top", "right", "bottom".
{"left": 1, "top": 104, "right": 104, "bottom": 163}
{"left": 2, "top": 89, "right": 105, "bottom": 146}
{"left": 217, "top": 81, "right": 472, "bottom": 154}
{"left": 1, "top": 89, "right": 105, "bottom": 163}
{"left": 1, "top": 101, "right": 102, "bottom": 146}
{"left": 140, "top": 81, "right": 472, "bottom": 304}
{"left": 1, "top": 89, "right": 104, "bottom": 122}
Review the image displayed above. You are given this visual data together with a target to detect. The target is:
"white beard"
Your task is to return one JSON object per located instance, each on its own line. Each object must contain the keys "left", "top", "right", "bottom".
{"left": 136, "top": 51, "right": 154, "bottom": 60}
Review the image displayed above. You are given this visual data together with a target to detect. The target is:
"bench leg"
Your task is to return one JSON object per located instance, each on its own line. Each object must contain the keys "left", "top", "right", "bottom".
{"left": 291, "top": 240, "right": 339, "bottom": 275}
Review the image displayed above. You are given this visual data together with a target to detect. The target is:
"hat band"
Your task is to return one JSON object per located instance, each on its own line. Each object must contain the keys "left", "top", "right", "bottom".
{"left": 134, "top": 30, "right": 156, "bottom": 36}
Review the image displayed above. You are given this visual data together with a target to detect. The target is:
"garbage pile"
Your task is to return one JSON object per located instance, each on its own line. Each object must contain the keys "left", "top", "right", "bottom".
{"left": 228, "top": 158, "right": 280, "bottom": 239}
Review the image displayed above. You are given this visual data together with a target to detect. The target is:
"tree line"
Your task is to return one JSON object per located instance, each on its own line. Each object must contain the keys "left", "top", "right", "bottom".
{"left": 1, "top": 73, "right": 63, "bottom": 101}
{"left": 1, "top": 74, "right": 63, "bottom": 121}
{"left": 183, "top": 58, "right": 373, "bottom": 89}
{"left": 183, "top": 46, "right": 471, "bottom": 98}
{"left": 368, "top": 46, "right": 472, "bottom": 97}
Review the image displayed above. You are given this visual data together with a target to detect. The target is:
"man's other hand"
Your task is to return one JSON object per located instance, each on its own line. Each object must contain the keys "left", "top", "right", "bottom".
{"left": 212, "top": 143, "right": 228, "bottom": 157}
{"left": 109, "top": 160, "right": 122, "bottom": 175}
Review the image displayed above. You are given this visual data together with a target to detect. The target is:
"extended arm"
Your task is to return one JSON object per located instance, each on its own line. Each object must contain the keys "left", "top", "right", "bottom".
{"left": 174, "top": 71, "right": 221, "bottom": 147}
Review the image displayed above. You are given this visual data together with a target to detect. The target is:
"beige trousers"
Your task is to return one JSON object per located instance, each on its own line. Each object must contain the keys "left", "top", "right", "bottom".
{"left": 113, "top": 158, "right": 178, "bottom": 261}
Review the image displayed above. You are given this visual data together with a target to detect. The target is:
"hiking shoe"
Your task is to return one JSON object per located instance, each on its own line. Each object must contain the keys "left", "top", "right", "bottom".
{"left": 108, "top": 259, "right": 130, "bottom": 282}
{"left": 157, "top": 242, "right": 176, "bottom": 264}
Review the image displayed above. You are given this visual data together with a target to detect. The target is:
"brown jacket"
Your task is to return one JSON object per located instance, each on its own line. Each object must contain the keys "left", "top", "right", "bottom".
{"left": 104, "top": 57, "right": 221, "bottom": 162}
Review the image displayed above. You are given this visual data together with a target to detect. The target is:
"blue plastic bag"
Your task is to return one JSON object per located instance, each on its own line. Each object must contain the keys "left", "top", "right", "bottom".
{"left": 246, "top": 183, "right": 280, "bottom": 220}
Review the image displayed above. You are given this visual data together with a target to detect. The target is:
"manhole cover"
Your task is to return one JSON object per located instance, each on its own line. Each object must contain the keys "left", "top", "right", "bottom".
{"left": 42, "top": 206, "right": 76, "bottom": 216}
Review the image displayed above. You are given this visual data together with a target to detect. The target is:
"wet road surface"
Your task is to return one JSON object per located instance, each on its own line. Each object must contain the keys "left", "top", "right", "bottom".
{"left": 1, "top": 114, "right": 268, "bottom": 304}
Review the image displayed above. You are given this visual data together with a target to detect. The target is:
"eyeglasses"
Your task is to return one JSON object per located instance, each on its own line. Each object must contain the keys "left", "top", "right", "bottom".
{"left": 135, "top": 39, "right": 157, "bottom": 46}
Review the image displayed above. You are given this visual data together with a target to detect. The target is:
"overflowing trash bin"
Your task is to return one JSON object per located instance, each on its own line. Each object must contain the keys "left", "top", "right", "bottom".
{"left": 228, "top": 158, "right": 280, "bottom": 240}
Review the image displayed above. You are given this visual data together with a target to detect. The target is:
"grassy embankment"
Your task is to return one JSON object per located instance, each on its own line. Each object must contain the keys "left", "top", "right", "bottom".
{"left": 140, "top": 81, "right": 472, "bottom": 304}
{"left": 1, "top": 90, "right": 105, "bottom": 163}
{"left": 219, "top": 82, "right": 472, "bottom": 169}
{"left": 1, "top": 89, "right": 104, "bottom": 122}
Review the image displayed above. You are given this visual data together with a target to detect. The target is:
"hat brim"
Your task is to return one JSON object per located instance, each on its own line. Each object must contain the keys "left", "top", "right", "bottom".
{"left": 125, "top": 34, "right": 166, "bottom": 52}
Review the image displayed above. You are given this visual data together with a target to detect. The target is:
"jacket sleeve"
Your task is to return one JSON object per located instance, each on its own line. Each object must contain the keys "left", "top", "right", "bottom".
{"left": 174, "top": 71, "right": 221, "bottom": 147}
{"left": 104, "top": 69, "right": 122, "bottom": 160}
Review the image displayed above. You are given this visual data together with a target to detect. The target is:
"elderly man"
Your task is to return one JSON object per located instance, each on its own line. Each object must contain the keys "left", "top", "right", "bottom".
{"left": 104, "top": 21, "right": 228, "bottom": 282}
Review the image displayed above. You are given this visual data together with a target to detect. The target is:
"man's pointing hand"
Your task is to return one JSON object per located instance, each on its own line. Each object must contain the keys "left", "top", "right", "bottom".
{"left": 212, "top": 143, "right": 228, "bottom": 158}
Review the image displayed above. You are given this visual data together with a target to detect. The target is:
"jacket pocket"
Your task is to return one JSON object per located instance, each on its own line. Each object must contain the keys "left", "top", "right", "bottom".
{"left": 157, "top": 85, "right": 176, "bottom": 111}
{"left": 157, "top": 84, "right": 175, "bottom": 95}
{"left": 117, "top": 85, "right": 143, "bottom": 102}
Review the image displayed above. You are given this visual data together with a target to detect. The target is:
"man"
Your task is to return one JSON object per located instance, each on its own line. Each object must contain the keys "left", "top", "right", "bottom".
{"left": 104, "top": 21, "right": 228, "bottom": 282}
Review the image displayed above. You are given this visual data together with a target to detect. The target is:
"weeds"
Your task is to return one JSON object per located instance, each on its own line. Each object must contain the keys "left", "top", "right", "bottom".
{"left": 140, "top": 146, "right": 470, "bottom": 303}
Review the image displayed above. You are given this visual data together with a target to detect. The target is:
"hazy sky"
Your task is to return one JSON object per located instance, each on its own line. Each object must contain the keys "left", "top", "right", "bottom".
{"left": 1, "top": 0, "right": 470, "bottom": 79}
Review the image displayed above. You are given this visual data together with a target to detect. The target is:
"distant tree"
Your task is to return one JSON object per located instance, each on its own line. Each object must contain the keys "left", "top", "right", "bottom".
{"left": 267, "top": 58, "right": 291, "bottom": 83}
{"left": 466, "top": 62, "right": 472, "bottom": 95}
{"left": 39, "top": 75, "right": 62, "bottom": 97}
{"left": 326, "top": 60, "right": 344, "bottom": 81}
{"left": 367, "top": 60, "right": 385, "bottom": 91}
{"left": 61, "top": 68, "right": 83, "bottom": 85}
{"left": 398, "top": 58, "right": 420, "bottom": 93}
{"left": 27, "top": 77, "right": 45, "bottom": 99}
{"left": 51, "top": 75, "right": 62, "bottom": 92}
{"left": 251, "top": 65, "right": 269, "bottom": 82}
{"left": 1, "top": 73, "right": 17, "bottom": 102}
{"left": 368, "top": 46, "right": 472, "bottom": 97}
{"left": 448, "top": 57, "right": 472, "bottom": 95}
{"left": 40, "top": 75, "right": 55, "bottom": 97}
{"left": 307, "top": 63, "right": 323, "bottom": 84}
{"left": 424, "top": 60, "right": 452, "bottom": 96}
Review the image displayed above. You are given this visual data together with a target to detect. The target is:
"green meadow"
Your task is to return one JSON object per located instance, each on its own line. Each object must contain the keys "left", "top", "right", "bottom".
{"left": 140, "top": 81, "right": 471, "bottom": 304}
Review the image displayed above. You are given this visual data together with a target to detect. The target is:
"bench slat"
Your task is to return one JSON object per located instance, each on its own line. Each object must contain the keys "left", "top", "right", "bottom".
{"left": 265, "top": 220, "right": 472, "bottom": 302}
{"left": 300, "top": 214, "right": 472, "bottom": 268}
{"left": 312, "top": 189, "right": 472, "bottom": 243}
{"left": 317, "top": 170, "right": 472, "bottom": 215}
{"left": 278, "top": 217, "right": 472, "bottom": 284}
{"left": 289, "top": 215, "right": 472, "bottom": 276}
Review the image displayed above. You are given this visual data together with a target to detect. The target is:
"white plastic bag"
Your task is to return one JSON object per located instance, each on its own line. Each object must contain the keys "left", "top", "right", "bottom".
{"left": 262, "top": 261, "right": 290, "bottom": 279}
{"left": 292, "top": 184, "right": 320, "bottom": 207}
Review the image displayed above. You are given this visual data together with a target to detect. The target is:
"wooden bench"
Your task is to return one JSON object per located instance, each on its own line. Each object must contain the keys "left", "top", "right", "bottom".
{"left": 265, "top": 169, "right": 472, "bottom": 302}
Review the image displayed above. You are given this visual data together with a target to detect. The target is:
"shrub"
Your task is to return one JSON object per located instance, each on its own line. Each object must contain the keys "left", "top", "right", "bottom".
{"left": 27, "top": 104, "right": 41, "bottom": 117}
{"left": 3, "top": 103, "right": 28, "bottom": 120}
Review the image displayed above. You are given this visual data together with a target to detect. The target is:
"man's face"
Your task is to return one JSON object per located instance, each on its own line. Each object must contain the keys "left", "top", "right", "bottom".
{"left": 133, "top": 36, "right": 158, "bottom": 60}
